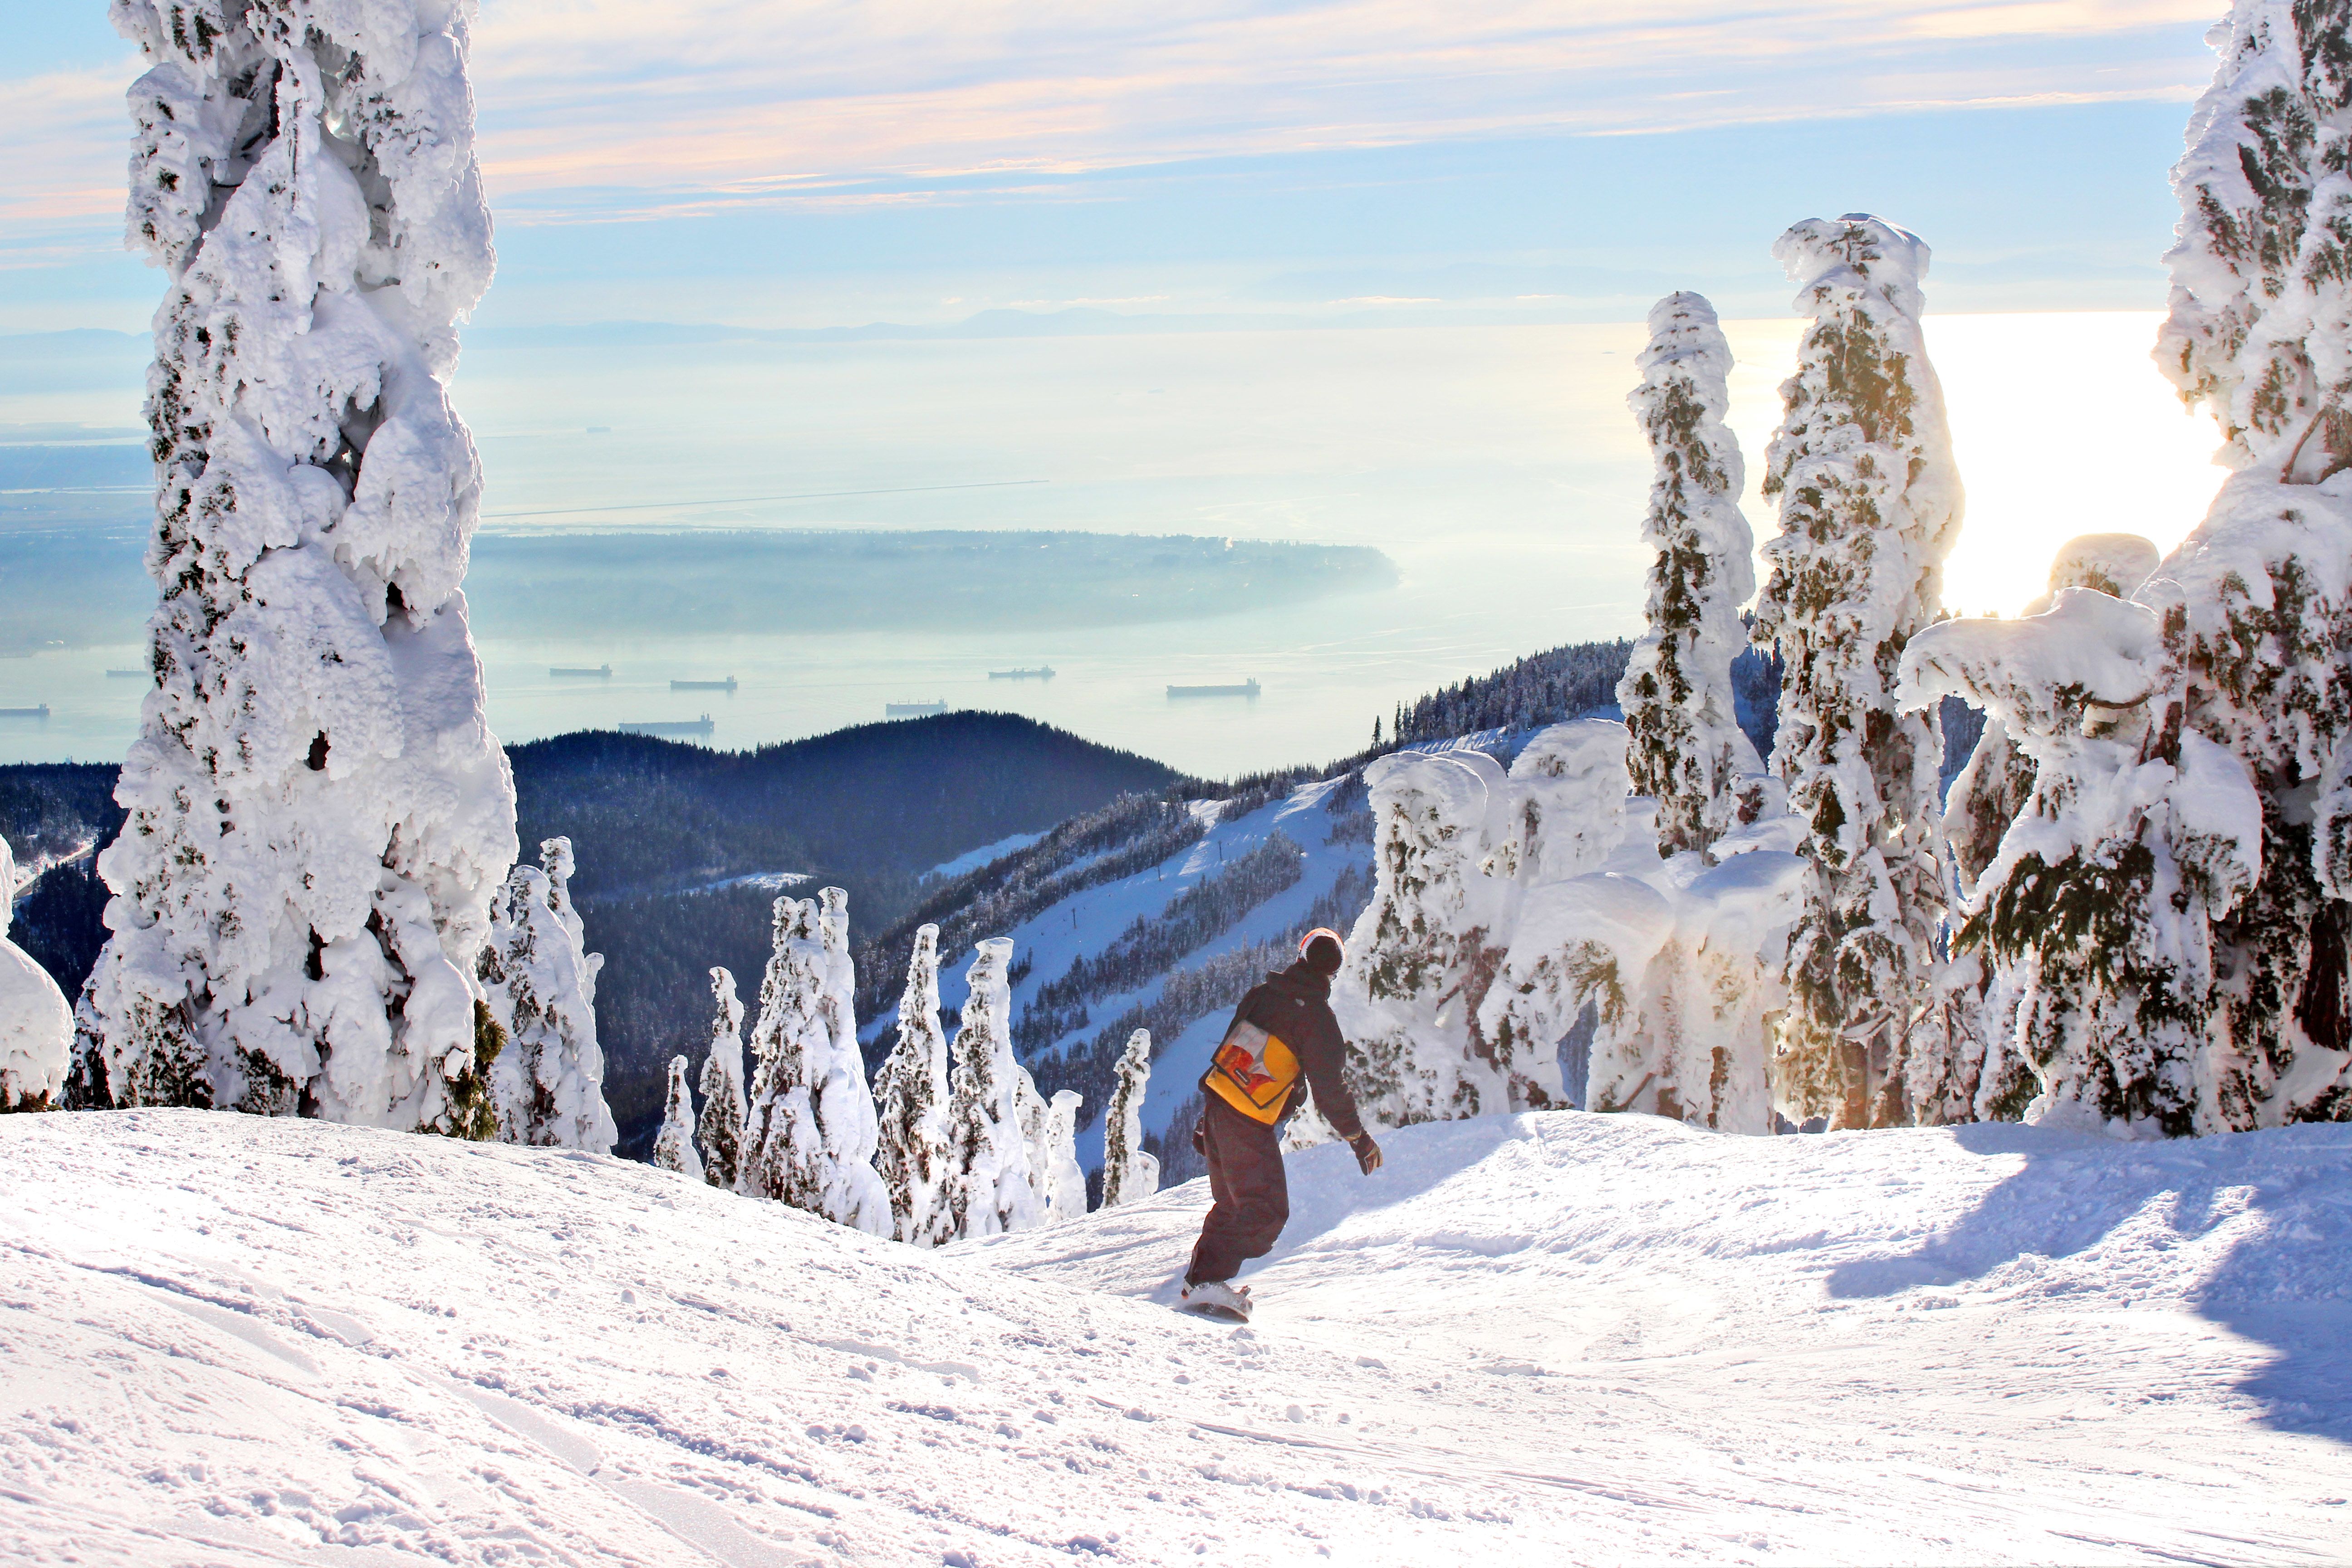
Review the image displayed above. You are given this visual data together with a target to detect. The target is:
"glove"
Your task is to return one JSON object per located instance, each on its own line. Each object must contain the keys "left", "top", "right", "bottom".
{"left": 1349, "top": 1132, "right": 1383, "bottom": 1175}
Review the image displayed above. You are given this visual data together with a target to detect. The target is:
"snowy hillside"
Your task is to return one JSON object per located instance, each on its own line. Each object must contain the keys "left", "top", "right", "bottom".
{"left": 859, "top": 748, "right": 1454, "bottom": 1173}
{"left": 5, "top": 1109, "right": 2347, "bottom": 1563}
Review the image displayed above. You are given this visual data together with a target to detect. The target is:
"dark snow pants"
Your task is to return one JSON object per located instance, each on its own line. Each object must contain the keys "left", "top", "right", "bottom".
{"left": 1186, "top": 1096, "right": 1289, "bottom": 1286}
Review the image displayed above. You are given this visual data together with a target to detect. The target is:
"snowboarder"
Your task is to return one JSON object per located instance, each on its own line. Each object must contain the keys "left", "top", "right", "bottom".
{"left": 1181, "top": 928, "right": 1382, "bottom": 1321}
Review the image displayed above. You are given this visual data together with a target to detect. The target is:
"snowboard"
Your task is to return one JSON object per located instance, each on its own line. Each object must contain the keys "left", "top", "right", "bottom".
{"left": 1179, "top": 1281, "right": 1252, "bottom": 1323}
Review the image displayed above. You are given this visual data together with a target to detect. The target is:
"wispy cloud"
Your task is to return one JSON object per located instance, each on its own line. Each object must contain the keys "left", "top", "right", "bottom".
{"left": 5, "top": 0, "right": 2214, "bottom": 245}
{"left": 462, "top": 0, "right": 2213, "bottom": 215}
{"left": 0, "top": 61, "right": 139, "bottom": 230}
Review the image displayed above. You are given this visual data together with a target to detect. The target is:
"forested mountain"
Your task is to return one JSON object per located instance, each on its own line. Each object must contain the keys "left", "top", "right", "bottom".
{"left": 1, "top": 714, "right": 1178, "bottom": 1153}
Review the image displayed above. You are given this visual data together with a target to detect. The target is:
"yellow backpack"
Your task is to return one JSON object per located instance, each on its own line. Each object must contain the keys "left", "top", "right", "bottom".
{"left": 1206, "top": 1016, "right": 1300, "bottom": 1125}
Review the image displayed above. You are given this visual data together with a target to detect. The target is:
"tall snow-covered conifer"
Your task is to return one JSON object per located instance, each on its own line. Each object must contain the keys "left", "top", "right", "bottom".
{"left": 742, "top": 897, "right": 833, "bottom": 1212}
{"left": 1752, "top": 216, "right": 1968, "bottom": 1130}
{"left": 0, "top": 840, "right": 73, "bottom": 1112}
{"left": 740, "top": 896, "right": 890, "bottom": 1227}
{"left": 652, "top": 1055, "right": 703, "bottom": 1181}
{"left": 80, "top": 1, "right": 516, "bottom": 1128}
{"left": 478, "top": 838, "right": 616, "bottom": 1152}
{"left": 1617, "top": 292, "right": 1759, "bottom": 859}
{"left": 874, "top": 925, "right": 956, "bottom": 1245}
{"left": 812, "top": 887, "right": 891, "bottom": 1235}
{"left": 943, "top": 938, "right": 1040, "bottom": 1238}
{"left": 696, "top": 967, "right": 748, "bottom": 1191}
{"left": 1098, "top": 1028, "right": 1159, "bottom": 1208}
{"left": 1041, "top": 1089, "right": 1088, "bottom": 1224}
{"left": 2154, "top": 2, "right": 2352, "bottom": 1126}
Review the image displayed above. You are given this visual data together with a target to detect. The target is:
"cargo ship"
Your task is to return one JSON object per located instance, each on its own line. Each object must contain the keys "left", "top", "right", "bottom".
{"left": 988, "top": 666, "right": 1055, "bottom": 681}
{"left": 671, "top": 677, "right": 738, "bottom": 691}
{"left": 550, "top": 664, "right": 612, "bottom": 678}
{"left": 1166, "top": 679, "right": 1260, "bottom": 699}
{"left": 887, "top": 701, "right": 949, "bottom": 718}
{"left": 0, "top": 704, "right": 51, "bottom": 719}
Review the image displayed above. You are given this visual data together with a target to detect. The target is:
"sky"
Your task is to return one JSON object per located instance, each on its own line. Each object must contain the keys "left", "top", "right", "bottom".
{"left": 1, "top": 1, "right": 2220, "bottom": 333}
{"left": 0, "top": 1, "right": 2242, "bottom": 770}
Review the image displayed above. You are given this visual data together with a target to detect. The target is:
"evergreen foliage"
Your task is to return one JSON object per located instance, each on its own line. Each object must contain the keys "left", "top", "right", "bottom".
{"left": 943, "top": 938, "right": 1040, "bottom": 1239}
{"left": 873, "top": 926, "right": 956, "bottom": 1245}
{"left": 1393, "top": 641, "right": 1632, "bottom": 746}
{"left": 740, "top": 898, "right": 833, "bottom": 1213}
{"left": 1903, "top": 592, "right": 2262, "bottom": 1135}
{"left": 1099, "top": 1029, "right": 1160, "bottom": 1208}
{"left": 739, "top": 895, "right": 891, "bottom": 1228}
{"left": 478, "top": 839, "right": 618, "bottom": 1152}
{"left": 1617, "top": 292, "right": 1759, "bottom": 858}
{"left": 2158, "top": 0, "right": 2352, "bottom": 479}
{"left": 1752, "top": 216, "right": 1971, "bottom": 1130}
{"left": 695, "top": 967, "right": 748, "bottom": 1191}
{"left": 652, "top": 1055, "right": 704, "bottom": 1181}
{"left": 855, "top": 795, "right": 1208, "bottom": 1021}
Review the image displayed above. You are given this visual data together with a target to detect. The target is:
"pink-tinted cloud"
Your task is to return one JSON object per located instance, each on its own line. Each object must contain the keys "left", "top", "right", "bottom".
{"left": 4, "top": 0, "right": 2215, "bottom": 240}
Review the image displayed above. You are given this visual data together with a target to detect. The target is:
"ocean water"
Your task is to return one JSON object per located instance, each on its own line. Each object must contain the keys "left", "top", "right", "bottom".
{"left": 0, "top": 313, "right": 2224, "bottom": 778}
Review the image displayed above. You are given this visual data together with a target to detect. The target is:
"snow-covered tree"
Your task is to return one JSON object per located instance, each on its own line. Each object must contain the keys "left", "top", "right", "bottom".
{"left": 1335, "top": 750, "right": 1516, "bottom": 1127}
{"left": 0, "top": 840, "right": 72, "bottom": 1112}
{"left": 2157, "top": 0, "right": 2352, "bottom": 480}
{"left": 1098, "top": 1028, "right": 1160, "bottom": 1208}
{"left": 740, "top": 896, "right": 890, "bottom": 1228}
{"left": 1616, "top": 292, "right": 1760, "bottom": 859}
{"left": 943, "top": 938, "right": 1040, "bottom": 1238}
{"left": 1475, "top": 723, "right": 1637, "bottom": 1093}
{"left": 2153, "top": 7, "right": 2352, "bottom": 1126}
{"left": 2160, "top": 490, "right": 2352, "bottom": 1126}
{"left": 78, "top": 1, "right": 517, "bottom": 1130}
{"left": 874, "top": 925, "right": 956, "bottom": 1245}
{"left": 1902, "top": 590, "right": 2265, "bottom": 1135}
{"left": 652, "top": 1055, "right": 703, "bottom": 1181}
{"left": 741, "top": 898, "right": 831, "bottom": 1210}
{"left": 696, "top": 967, "right": 748, "bottom": 1191}
{"left": 1015, "top": 1063, "right": 1054, "bottom": 1210}
{"left": 1479, "top": 722, "right": 1805, "bottom": 1134}
{"left": 1339, "top": 727, "right": 1626, "bottom": 1127}
{"left": 1040, "top": 1089, "right": 1088, "bottom": 1223}
{"left": 478, "top": 838, "right": 616, "bottom": 1152}
{"left": 1944, "top": 536, "right": 2164, "bottom": 1121}
{"left": 812, "top": 887, "right": 890, "bottom": 1234}
{"left": 1751, "top": 215, "right": 1968, "bottom": 1130}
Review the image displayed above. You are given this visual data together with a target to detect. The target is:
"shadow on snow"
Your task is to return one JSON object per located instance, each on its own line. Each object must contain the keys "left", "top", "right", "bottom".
{"left": 1823, "top": 1120, "right": 2352, "bottom": 1445}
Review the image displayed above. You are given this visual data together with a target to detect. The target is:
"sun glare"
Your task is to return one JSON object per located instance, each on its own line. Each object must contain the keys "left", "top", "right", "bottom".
{"left": 1720, "top": 311, "right": 2227, "bottom": 617}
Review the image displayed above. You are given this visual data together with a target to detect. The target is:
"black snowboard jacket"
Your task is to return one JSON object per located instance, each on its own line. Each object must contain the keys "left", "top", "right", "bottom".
{"left": 1200, "top": 960, "right": 1367, "bottom": 1141}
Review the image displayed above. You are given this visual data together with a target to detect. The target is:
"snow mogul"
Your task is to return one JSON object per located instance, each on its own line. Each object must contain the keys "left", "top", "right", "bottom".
{"left": 1181, "top": 928, "right": 1382, "bottom": 1321}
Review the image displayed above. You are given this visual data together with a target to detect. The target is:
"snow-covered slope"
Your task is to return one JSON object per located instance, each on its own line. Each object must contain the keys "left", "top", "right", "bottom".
{"left": 5, "top": 1110, "right": 2347, "bottom": 1563}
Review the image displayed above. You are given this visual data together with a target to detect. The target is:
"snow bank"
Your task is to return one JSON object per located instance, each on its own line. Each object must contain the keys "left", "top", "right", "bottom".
{"left": 4, "top": 1110, "right": 2344, "bottom": 1563}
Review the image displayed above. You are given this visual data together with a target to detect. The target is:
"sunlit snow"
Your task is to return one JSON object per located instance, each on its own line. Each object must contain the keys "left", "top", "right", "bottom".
{"left": 4, "top": 1109, "right": 2345, "bottom": 1563}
